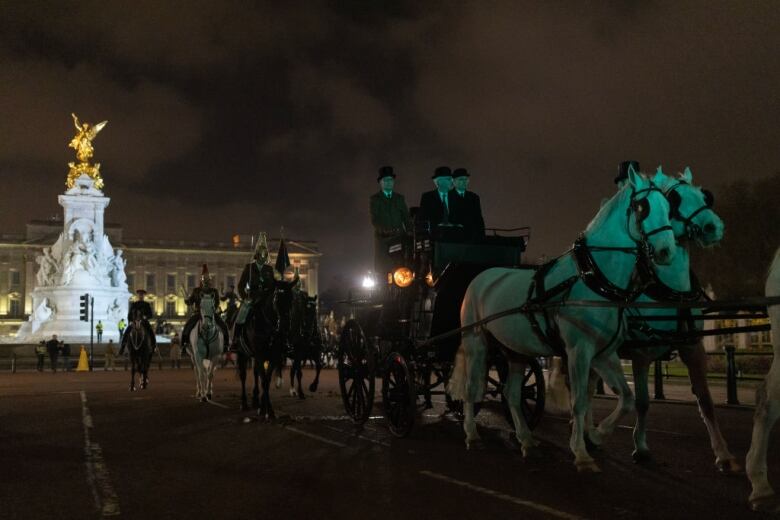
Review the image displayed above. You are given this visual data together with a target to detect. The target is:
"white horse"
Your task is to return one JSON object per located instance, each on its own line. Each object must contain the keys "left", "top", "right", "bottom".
{"left": 574, "top": 168, "right": 738, "bottom": 471}
{"left": 188, "top": 294, "right": 224, "bottom": 402}
{"left": 449, "top": 166, "right": 678, "bottom": 472}
{"left": 746, "top": 246, "right": 780, "bottom": 511}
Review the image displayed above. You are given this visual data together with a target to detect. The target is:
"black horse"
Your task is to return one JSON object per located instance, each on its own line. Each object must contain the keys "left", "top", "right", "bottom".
{"left": 288, "top": 294, "right": 324, "bottom": 399}
{"left": 236, "top": 282, "right": 292, "bottom": 419}
{"left": 125, "top": 310, "right": 154, "bottom": 391}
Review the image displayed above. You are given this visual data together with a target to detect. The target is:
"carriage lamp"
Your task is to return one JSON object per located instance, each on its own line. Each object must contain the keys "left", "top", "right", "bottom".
{"left": 361, "top": 275, "right": 376, "bottom": 289}
{"left": 425, "top": 270, "right": 435, "bottom": 287}
{"left": 392, "top": 267, "right": 414, "bottom": 288}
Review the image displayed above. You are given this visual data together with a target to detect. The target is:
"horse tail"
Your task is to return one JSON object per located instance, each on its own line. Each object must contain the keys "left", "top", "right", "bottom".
{"left": 545, "top": 356, "right": 572, "bottom": 415}
{"left": 448, "top": 280, "right": 488, "bottom": 403}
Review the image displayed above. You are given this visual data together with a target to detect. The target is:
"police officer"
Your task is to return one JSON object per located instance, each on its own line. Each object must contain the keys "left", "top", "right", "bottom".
{"left": 181, "top": 264, "right": 230, "bottom": 354}
{"left": 369, "top": 166, "right": 411, "bottom": 276}
{"left": 120, "top": 289, "right": 156, "bottom": 355}
{"left": 451, "top": 167, "right": 485, "bottom": 242}
{"left": 233, "top": 233, "right": 277, "bottom": 347}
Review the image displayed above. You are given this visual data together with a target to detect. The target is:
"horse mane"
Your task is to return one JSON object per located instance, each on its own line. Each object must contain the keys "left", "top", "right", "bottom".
{"left": 584, "top": 183, "right": 631, "bottom": 233}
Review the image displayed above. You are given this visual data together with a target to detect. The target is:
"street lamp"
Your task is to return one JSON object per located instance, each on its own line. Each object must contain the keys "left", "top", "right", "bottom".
{"left": 361, "top": 274, "right": 376, "bottom": 289}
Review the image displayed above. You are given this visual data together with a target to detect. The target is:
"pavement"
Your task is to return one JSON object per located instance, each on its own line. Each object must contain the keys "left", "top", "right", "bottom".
{"left": 1, "top": 366, "right": 777, "bottom": 520}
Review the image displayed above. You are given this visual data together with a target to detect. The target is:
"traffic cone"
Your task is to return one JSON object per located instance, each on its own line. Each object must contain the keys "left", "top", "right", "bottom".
{"left": 76, "top": 346, "right": 90, "bottom": 372}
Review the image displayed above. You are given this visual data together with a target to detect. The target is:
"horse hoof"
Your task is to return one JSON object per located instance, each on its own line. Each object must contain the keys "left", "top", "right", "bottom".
{"left": 584, "top": 432, "right": 601, "bottom": 453}
{"left": 576, "top": 460, "right": 602, "bottom": 473}
{"left": 632, "top": 450, "right": 653, "bottom": 465}
{"left": 129, "top": 386, "right": 136, "bottom": 392}
{"left": 466, "top": 439, "right": 486, "bottom": 451}
{"left": 240, "top": 403, "right": 249, "bottom": 411}
{"left": 750, "top": 494, "right": 780, "bottom": 512}
{"left": 298, "top": 393, "right": 305, "bottom": 401}
{"left": 201, "top": 397, "right": 207, "bottom": 403}
{"left": 308, "top": 383, "right": 318, "bottom": 392}
{"left": 206, "top": 393, "right": 212, "bottom": 401}
{"left": 289, "top": 388, "right": 297, "bottom": 397}
{"left": 275, "top": 378, "right": 282, "bottom": 389}
{"left": 716, "top": 458, "right": 743, "bottom": 475}
{"left": 522, "top": 445, "right": 542, "bottom": 460}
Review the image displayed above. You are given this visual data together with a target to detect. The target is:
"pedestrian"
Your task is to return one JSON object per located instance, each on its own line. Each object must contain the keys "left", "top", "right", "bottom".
{"left": 117, "top": 317, "right": 126, "bottom": 340}
{"left": 96, "top": 320, "right": 104, "bottom": 343}
{"left": 35, "top": 342, "right": 46, "bottom": 372}
{"left": 46, "top": 334, "right": 59, "bottom": 372}
{"left": 104, "top": 340, "right": 116, "bottom": 371}
{"left": 170, "top": 333, "right": 181, "bottom": 369}
{"left": 61, "top": 343, "right": 71, "bottom": 372}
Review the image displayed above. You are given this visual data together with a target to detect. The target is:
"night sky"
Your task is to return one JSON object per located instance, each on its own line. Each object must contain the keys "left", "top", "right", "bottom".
{"left": 1, "top": 1, "right": 778, "bottom": 290}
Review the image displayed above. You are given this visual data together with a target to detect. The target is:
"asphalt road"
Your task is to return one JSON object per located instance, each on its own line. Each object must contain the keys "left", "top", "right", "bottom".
{"left": 1, "top": 366, "right": 777, "bottom": 520}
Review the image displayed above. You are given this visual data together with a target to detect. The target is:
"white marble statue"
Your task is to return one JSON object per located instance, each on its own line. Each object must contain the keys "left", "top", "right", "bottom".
{"left": 35, "top": 247, "right": 60, "bottom": 287}
{"left": 110, "top": 250, "right": 127, "bottom": 287}
{"left": 30, "top": 298, "right": 55, "bottom": 333}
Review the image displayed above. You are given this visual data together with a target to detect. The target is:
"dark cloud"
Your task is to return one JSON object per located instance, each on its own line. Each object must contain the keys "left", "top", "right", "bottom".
{"left": 0, "top": 1, "right": 778, "bottom": 290}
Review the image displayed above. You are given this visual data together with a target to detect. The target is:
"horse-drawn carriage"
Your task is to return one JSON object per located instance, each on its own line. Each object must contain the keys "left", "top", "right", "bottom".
{"left": 337, "top": 222, "right": 545, "bottom": 437}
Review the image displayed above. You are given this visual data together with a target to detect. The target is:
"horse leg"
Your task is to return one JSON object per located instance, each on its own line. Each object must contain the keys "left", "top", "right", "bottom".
{"left": 747, "top": 379, "right": 780, "bottom": 510}
{"left": 567, "top": 344, "right": 600, "bottom": 472}
{"left": 238, "top": 355, "right": 249, "bottom": 411}
{"left": 449, "top": 332, "right": 488, "bottom": 450}
{"left": 588, "top": 353, "right": 634, "bottom": 444}
{"left": 252, "top": 361, "right": 261, "bottom": 411}
{"left": 289, "top": 361, "right": 297, "bottom": 397}
{"left": 679, "top": 343, "right": 740, "bottom": 473}
{"left": 129, "top": 357, "right": 136, "bottom": 391}
{"left": 631, "top": 357, "right": 653, "bottom": 463}
{"left": 504, "top": 359, "right": 540, "bottom": 457}
{"left": 296, "top": 359, "right": 305, "bottom": 400}
{"left": 309, "top": 357, "right": 322, "bottom": 393}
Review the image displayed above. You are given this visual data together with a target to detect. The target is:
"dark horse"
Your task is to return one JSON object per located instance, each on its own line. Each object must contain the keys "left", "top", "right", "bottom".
{"left": 125, "top": 310, "right": 154, "bottom": 391}
{"left": 288, "top": 294, "right": 324, "bottom": 399}
{"left": 236, "top": 284, "right": 291, "bottom": 419}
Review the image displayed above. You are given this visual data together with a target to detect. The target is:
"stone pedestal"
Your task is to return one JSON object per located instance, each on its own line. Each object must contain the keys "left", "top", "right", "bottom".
{"left": 15, "top": 175, "right": 130, "bottom": 343}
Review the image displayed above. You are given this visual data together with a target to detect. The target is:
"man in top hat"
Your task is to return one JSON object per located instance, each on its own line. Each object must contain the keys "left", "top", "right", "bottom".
{"left": 369, "top": 166, "right": 412, "bottom": 276}
{"left": 450, "top": 167, "right": 485, "bottom": 242}
{"left": 233, "top": 233, "right": 278, "bottom": 347}
{"left": 120, "top": 289, "right": 156, "bottom": 355}
{"left": 614, "top": 160, "right": 640, "bottom": 188}
{"left": 419, "top": 166, "right": 458, "bottom": 232}
{"left": 181, "top": 264, "right": 230, "bottom": 354}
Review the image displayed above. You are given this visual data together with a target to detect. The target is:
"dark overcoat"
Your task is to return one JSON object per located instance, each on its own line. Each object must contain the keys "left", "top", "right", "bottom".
{"left": 451, "top": 190, "right": 486, "bottom": 241}
{"left": 369, "top": 191, "right": 411, "bottom": 274}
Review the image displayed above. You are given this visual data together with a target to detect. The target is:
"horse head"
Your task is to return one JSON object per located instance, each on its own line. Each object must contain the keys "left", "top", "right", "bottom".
{"left": 199, "top": 294, "right": 216, "bottom": 331}
{"left": 656, "top": 167, "right": 723, "bottom": 247}
{"left": 626, "top": 166, "right": 677, "bottom": 265}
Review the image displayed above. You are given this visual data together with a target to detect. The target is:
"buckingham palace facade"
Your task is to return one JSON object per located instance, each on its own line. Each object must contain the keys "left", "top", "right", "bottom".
{"left": 0, "top": 220, "right": 320, "bottom": 337}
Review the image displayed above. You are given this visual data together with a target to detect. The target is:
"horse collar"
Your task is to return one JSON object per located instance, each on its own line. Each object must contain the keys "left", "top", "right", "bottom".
{"left": 573, "top": 235, "right": 650, "bottom": 302}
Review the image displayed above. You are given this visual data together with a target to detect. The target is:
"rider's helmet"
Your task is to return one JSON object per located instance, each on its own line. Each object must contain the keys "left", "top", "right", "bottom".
{"left": 200, "top": 264, "right": 212, "bottom": 287}
{"left": 135, "top": 289, "right": 147, "bottom": 299}
{"left": 253, "top": 232, "right": 270, "bottom": 264}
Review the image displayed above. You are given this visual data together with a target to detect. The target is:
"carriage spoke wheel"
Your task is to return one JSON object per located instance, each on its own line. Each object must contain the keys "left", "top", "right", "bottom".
{"left": 382, "top": 353, "right": 416, "bottom": 438}
{"left": 502, "top": 359, "right": 545, "bottom": 430}
{"left": 337, "top": 320, "right": 375, "bottom": 425}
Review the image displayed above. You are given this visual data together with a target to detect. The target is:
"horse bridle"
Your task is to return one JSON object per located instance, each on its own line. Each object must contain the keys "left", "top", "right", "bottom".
{"left": 663, "top": 181, "right": 715, "bottom": 241}
{"left": 623, "top": 184, "right": 674, "bottom": 263}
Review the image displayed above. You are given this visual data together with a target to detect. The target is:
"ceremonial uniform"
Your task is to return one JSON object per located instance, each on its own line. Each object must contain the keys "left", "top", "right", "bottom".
{"left": 370, "top": 166, "right": 411, "bottom": 277}
{"left": 121, "top": 298, "right": 156, "bottom": 354}
{"left": 181, "top": 285, "right": 230, "bottom": 349}
{"left": 451, "top": 190, "right": 485, "bottom": 241}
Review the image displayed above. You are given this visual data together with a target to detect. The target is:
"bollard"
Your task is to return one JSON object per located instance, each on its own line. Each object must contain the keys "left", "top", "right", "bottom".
{"left": 725, "top": 346, "right": 739, "bottom": 405}
{"left": 11, "top": 353, "right": 16, "bottom": 374}
{"left": 654, "top": 360, "right": 665, "bottom": 400}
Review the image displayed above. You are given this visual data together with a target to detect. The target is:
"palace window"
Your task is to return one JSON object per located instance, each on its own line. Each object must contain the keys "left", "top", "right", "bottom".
{"left": 9, "top": 298, "right": 21, "bottom": 317}
{"left": 127, "top": 273, "right": 135, "bottom": 290}
{"left": 166, "top": 274, "right": 176, "bottom": 293}
{"left": 226, "top": 275, "right": 236, "bottom": 290}
{"left": 146, "top": 273, "right": 156, "bottom": 292}
{"left": 186, "top": 274, "right": 196, "bottom": 290}
{"left": 9, "top": 270, "right": 20, "bottom": 287}
{"left": 165, "top": 300, "right": 176, "bottom": 317}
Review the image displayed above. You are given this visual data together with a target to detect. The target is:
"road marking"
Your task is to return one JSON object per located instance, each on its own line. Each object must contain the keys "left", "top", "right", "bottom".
{"left": 80, "top": 391, "right": 120, "bottom": 517}
{"left": 420, "top": 470, "right": 585, "bottom": 520}
{"left": 283, "top": 425, "right": 348, "bottom": 448}
{"left": 323, "top": 425, "right": 392, "bottom": 447}
{"left": 206, "top": 400, "right": 230, "bottom": 409}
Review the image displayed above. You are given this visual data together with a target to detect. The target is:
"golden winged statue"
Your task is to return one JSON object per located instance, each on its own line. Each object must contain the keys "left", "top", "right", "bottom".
{"left": 66, "top": 113, "right": 108, "bottom": 189}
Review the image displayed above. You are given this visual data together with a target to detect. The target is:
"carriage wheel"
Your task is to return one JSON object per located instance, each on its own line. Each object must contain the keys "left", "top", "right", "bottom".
{"left": 382, "top": 353, "right": 416, "bottom": 438}
{"left": 503, "top": 359, "right": 545, "bottom": 431}
{"left": 337, "top": 320, "right": 375, "bottom": 425}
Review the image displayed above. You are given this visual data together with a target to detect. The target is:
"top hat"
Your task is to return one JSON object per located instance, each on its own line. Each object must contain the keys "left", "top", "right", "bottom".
{"left": 135, "top": 289, "right": 147, "bottom": 295}
{"left": 615, "top": 160, "right": 640, "bottom": 184}
{"left": 452, "top": 168, "right": 469, "bottom": 178}
{"left": 377, "top": 166, "right": 395, "bottom": 181}
{"left": 432, "top": 166, "right": 452, "bottom": 179}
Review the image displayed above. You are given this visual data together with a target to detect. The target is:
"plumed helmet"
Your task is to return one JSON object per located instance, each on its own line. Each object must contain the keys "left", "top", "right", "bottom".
{"left": 254, "top": 232, "right": 269, "bottom": 262}
{"left": 200, "top": 264, "right": 212, "bottom": 286}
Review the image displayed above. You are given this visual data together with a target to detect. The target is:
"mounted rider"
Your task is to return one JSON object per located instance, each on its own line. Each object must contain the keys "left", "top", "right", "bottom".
{"left": 233, "top": 233, "right": 278, "bottom": 347}
{"left": 181, "top": 264, "right": 230, "bottom": 354}
{"left": 119, "top": 289, "right": 156, "bottom": 355}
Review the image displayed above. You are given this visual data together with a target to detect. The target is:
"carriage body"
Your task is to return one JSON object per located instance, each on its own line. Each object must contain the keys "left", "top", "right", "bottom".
{"left": 338, "top": 223, "right": 546, "bottom": 436}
